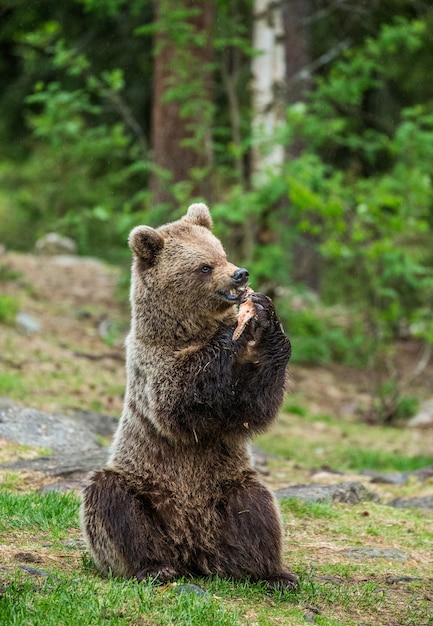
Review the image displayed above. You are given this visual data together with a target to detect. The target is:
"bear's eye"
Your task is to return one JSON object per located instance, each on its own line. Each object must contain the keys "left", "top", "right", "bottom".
{"left": 200, "top": 265, "right": 213, "bottom": 274}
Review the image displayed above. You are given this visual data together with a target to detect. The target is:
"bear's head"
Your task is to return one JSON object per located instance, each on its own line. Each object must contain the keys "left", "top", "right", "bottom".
{"left": 128, "top": 203, "right": 249, "bottom": 344}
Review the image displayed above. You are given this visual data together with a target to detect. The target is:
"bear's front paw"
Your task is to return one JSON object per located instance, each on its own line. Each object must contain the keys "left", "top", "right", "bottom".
{"left": 244, "top": 293, "right": 277, "bottom": 339}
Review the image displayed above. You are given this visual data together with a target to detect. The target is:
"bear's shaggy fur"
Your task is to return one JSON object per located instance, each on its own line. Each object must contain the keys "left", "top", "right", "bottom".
{"left": 80, "top": 203, "right": 298, "bottom": 590}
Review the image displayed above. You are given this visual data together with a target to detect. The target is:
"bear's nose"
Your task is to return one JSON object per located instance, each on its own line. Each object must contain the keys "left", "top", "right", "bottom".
{"left": 231, "top": 268, "right": 249, "bottom": 286}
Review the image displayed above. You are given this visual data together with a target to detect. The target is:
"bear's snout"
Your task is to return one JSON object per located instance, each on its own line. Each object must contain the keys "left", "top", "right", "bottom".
{"left": 231, "top": 268, "right": 249, "bottom": 287}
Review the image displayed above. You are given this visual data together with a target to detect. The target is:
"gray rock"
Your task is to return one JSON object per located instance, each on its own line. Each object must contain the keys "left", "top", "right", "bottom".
{"left": 0, "top": 405, "right": 116, "bottom": 455}
{"left": 35, "top": 233, "right": 77, "bottom": 255}
{"left": 412, "top": 466, "right": 433, "bottom": 481}
{"left": 275, "top": 481, "right": 379, "bottom": 505}
{"left": 362, "top": 465, "right": 433, "bottom": 484}
{"left": 361, "top": 470, "right": 409, "bottom": 485}
{"left": 19, "top": 565, "right": 49, "bottom": 576}
{"left": 386, "top": 575, "right": 423, "bottom": 584}
{"left": 407, "top": 399, "right": 433, "bottom": 427}
{"left": 388, "top": 496, "right": 433, "bottom": 510}
{"left": 174, "top": 584, "right": 209, "bottom": 597}
{"left": 16, "top": 311, "right": 41, "bottom": 335}
{"left": 0, "top": 397, "right": 17, "bottom": 410}
{"left": 39, "top": 479, "right": 91, "bottom": 492}
{"left": 344, "top": 547, "right": 407, "bottom": 562}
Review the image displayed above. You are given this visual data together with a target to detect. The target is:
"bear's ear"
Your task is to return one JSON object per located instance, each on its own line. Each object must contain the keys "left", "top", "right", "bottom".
{"left": 184, "top": 203, "right": 213, "bottom": 230}
{"left": 128, "top": 226, "right": 165, "bottom": 267}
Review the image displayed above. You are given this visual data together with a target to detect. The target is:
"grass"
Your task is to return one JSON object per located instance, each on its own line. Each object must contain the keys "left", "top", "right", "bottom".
{"left": 256, "top": 410, "right": 433, "bottom": 473}
{"left": 0, "top": 491, "right": 79, "bottom": 533}
{"left": 1, "top": 490, "right": 432, "bottom": 626}
{"left": 0, "top": 372, "right": 26, "bottom": 395}
{"left": 0, "top": 575, "right": 241, "bottom": 626}
{"left": 0, "top": 294, "right": 19, "bottom": 325}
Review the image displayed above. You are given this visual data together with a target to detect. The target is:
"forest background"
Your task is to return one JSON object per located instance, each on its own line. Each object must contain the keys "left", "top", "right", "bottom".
{"left": 1, "top": 0, "right": 433, "bottom": 423}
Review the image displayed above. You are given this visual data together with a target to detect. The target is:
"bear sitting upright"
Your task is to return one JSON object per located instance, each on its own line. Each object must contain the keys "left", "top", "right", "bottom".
{"left": 80, "top": 203, "right": 298, "bottom": 590}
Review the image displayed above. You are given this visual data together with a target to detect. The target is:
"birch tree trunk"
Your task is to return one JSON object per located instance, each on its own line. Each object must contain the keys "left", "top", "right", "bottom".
{"left": 251, "top": 0, "right": 286, "bottom": 183}
{"left": 251, "top": 0, "right": 319, "bottom": 291}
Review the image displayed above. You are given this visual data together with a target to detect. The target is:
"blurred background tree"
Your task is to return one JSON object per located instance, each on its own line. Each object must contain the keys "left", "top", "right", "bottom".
{"left": 0, "top": 0, "right": 432, "bottom": 421}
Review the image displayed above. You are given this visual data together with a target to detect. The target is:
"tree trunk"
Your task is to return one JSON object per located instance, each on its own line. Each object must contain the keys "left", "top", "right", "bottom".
{"left": 150, "top": 0, "right": 214, "bottom": 208}
{"left": 283, "top": 0, "right": 311, "bottom": 157}
{"left": 283, "top": 0, "right": 321, "bottom": 291}
{"left": 251, "top": 0, "right": 286, "bottom": 183}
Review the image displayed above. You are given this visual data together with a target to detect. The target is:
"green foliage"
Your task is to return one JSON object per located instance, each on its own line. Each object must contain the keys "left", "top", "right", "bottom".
{"left": 0, "top": 294, "right": 19, "bottom": 325}
{"left": 216, "top": 15, "right": 433, "bottom": 421}
{"left": 276, "top": 296, "right": 366, "bottom": 366}
{"left": 394, "top": 395, "right": 420, "bottom": 420}
{"left": 0, "top": 2, "right": 256, "bottom": 257}
{"left": 7, "top": 64, "right": 149, "bottom": 257}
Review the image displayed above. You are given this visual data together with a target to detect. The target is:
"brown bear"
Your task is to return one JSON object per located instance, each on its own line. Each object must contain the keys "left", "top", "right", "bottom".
{"left": 80, "top": 203, "right": 298, "bottom": 591}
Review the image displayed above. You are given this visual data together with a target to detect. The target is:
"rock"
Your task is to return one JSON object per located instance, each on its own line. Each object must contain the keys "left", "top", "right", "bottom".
{"left": 0, "top": 398, "right": 17, "bottom": 410}
{"left": 275, "top": 481, "right": 379, "bottom": 505}
{"left": 388, "top": 496, "right": 433, "bottom": 510}
{"left": 3, "top": 450, "right": 109, "bottom": 477}
{"left": 385, "top": 575, "right": 423, "bottom": 584}
{"left": 0, "top": 405, "right": 117, "bottom": 455}
{"left": 407, "top": 400, "right": 433, "bottom": 427}
{"left": 19, "top": 565, "right": 60, "bottom": 582}
{"left": 412, "top": 466, "right": 433, "bottom": 481}
{"left": 362, "top": 465, "right": 433, "bottom": 484}
{"left": 39, "top": 479, "right": 88, "bottom": 492}
{"left": 16, "top": 311, "right": 41, "bottom": 335}
{"left": 0, "top": 406, "right": 119, "bottom": 484}
{"left": 361, "top": 470, "right": 409, "bottom": 485}
{"left": 343, "top": 547, "right": 407, "bottom": 562}
{"left": 174, "top": 584, "right": 209, "bottom": 597}
{"left": 35, "top": 233, "right": 77, "bottom": 255}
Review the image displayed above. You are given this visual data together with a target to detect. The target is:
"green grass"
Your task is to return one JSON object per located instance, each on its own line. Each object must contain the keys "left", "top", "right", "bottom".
{"left": 0, "top": 372, "right": 25, "bottom": 395}
{"left": 256, "top": 410, "right": 433, "bottom": 473}
{"left": 1, "top": 490, "right": 432, "bottom": 626}
{"left": 0, "top": 491, "right": 79, "bottom": 533}
{"left": 258, "top": 431, "right": 433, "bottom": 473}
{"left": 0, "top": 294, "right": 19, "bottom": 325}
{"left": 0, "top": 576, "right": 241, "bottom": 626}
{"left": 338, "top": 448, "right": 433, "bottom": 472}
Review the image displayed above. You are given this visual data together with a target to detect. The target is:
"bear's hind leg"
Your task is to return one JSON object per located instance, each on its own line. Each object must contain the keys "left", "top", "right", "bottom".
{"left": 81, "top": 468, "right": 181, "bottom": 582}
{"left": 216, "top": 481, "right": 298, "bottom": 591}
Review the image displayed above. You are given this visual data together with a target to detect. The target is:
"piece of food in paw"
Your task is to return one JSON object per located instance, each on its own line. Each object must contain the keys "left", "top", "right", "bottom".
{"left": 232, "top": 287, "right": 256, "bottom": 340}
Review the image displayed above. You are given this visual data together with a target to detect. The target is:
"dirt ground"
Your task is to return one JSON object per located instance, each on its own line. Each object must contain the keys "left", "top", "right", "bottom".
{"left": 1, "top": 250, "right": 432, "bottom": 421}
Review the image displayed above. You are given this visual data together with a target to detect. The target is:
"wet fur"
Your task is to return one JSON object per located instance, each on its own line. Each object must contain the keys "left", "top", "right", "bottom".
{"left": 81, "top": 203, "right": 298, "bottom": 590}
